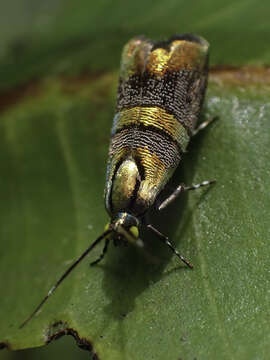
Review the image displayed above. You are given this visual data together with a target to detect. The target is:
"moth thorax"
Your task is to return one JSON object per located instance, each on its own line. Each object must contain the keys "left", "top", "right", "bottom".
{"left": 111, "top": 158, "right": 140, "bottom": 213}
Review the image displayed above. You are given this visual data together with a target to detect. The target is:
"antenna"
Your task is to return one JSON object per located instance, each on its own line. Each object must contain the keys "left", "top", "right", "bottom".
{"left": 19, "top": 229, "right": 112, "bottom": 328}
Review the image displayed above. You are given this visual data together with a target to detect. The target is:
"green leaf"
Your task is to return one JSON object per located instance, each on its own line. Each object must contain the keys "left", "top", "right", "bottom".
{"left": 1, "top": 1, "right": 270, "bottom": 360}
{"left": 1, "top": 0, "right": 270, "bottom": 89}
{"left": 1, "top": 70, "right": 270, "bottom": 360}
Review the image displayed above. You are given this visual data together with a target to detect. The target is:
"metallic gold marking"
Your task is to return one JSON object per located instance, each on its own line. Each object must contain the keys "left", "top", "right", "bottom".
{"left": 105, "top": 147, "right": 129, "bottom": 211}
{"left": 108, "top": 145, "right": 167, "bottom": 188}
{"left": 120, "top": 37, "right": 153, "bottom": 80}
{"left": 111, "top": 159, "right": 139, "bottom": 211}
{"left": 114, "top": 107, "right": 190, "bottom": 151}
{"left": 135, "top": 147, "right": 173, "bottom": 209}
{"left": 137, "top": 147, "right": 166, "bottom": 185}
{"left": 146, "top": 40, "right": 208, "bottom": 76}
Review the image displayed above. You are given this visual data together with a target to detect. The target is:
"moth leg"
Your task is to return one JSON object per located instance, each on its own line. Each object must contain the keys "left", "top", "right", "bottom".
{"left": 158, "top": 180, "right": 216, "bottom": 211}
{"left": 90, "top": 238, "right": 110, "bottom": 266}
{"left": 192, "top": 116, "right": 218, "bottom": 136}
{"left": 147, "top": 224, "right": 193, "bottom": 268}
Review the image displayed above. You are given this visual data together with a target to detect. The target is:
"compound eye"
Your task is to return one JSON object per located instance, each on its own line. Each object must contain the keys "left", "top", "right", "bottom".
{"left": 129, "top": 226, "right": 139, "bottom": 238}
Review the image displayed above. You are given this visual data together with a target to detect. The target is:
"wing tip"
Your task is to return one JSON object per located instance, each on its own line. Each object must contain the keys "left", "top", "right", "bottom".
{"left": 152, "top": 33, "right": 209, "bottom": 51}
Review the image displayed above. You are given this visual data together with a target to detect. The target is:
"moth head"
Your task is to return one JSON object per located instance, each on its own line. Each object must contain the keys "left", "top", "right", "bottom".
{"left": 105, "top": 212, "right": 142, "bottom": 247}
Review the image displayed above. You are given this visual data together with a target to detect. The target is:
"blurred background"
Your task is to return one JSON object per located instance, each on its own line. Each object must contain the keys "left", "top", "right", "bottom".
{"left": 1, "top": 0, "right": 270, "bottom": 92}
{"left": 1, "top": 0, "right": 270, "bottom": 359}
